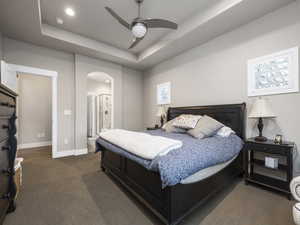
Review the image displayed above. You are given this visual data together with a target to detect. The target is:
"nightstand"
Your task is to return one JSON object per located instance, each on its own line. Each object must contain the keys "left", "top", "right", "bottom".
{"left": 146, "top": 126, "right": 161, "bottom": 130}
{"left": 244, "top": 138, "right": 294, "bottom": 199}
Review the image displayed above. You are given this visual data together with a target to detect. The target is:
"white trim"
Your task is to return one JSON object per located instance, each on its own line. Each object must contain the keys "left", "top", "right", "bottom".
{"left": 52, "top": 148, "right": 88, "bottom": 158}
{"left": 75, "top": 148, "right": 88, "bottom": 156}
{"left": 111, "top": 76, "right": 114, "bottom": 129}
{"left": 6, "top": 63, "right": 59, "bottom": 159}
{"left": 18, "top": 141, "right": 52, "bottom": 150}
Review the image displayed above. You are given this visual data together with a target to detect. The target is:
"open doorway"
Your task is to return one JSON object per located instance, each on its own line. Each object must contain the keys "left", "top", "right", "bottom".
{"left": 86, "top": 72, "right": 113, "bottom": 152}
{"left": 2, "top": 63, "right": 59, "bottom": 158}
{"left": 17, "top": 73, "right": 52, "bottom": 156}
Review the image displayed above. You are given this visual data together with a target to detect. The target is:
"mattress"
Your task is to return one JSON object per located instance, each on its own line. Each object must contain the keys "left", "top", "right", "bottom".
{"left": 180, "top": 155, "right": 237, "bottom": 184}
{"left": 96, "top": 129, "right": 243, "bottom": 187}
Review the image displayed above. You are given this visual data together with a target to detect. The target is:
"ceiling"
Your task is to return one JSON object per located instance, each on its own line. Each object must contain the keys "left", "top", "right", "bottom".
{"left": 41, "top": 0, "right": 217, "bottom": 53}
{"left": 0, "top": 0, "right": 296, "bottom": 70}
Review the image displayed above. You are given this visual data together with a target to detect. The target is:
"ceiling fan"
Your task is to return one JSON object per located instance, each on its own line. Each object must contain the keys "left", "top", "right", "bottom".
{"left": 105, "top": 0, "right": 178, "bottom": 49}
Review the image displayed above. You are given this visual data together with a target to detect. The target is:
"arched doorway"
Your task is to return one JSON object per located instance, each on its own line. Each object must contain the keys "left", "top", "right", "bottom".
{"left": 86, "top": 72, "right": 113, "bottom": 152}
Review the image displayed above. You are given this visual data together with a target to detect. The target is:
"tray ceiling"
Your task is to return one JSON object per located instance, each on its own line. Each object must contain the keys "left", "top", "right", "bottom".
{"left": 40, "top": 0, "right": 217, "bottom": 53}
{"left": 0, "top": 0, "right": 296, "bottom": 70}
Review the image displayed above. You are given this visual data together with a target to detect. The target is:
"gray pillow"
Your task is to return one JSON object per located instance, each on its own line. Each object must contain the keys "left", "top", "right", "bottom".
{"left": 172, "top": 114, "right": 202, "bottom": 129}
{"left": 162, "top": 119, "right": 186, "bottom": 133}
{"left": 187, "top": 115, "right": 224, "bottom": 139}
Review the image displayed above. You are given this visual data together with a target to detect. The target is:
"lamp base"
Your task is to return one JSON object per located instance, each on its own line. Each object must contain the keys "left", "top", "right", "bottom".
{"left": 254, "top": 136, "right": 268, "bottom": 142}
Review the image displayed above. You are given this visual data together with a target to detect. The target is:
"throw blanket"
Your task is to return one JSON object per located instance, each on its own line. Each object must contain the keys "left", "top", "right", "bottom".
{"left": 97, "top": 130, "right": 243, "bottom": 188}
{"left": 99, "top": 129, "right": 182, "bottom": 160}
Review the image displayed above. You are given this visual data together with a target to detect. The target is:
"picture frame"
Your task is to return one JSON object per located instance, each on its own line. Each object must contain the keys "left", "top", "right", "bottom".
{"left": 247, "top": 47, "right": 299, "bottom": 97}
{"left": 157, "top": 82, "right": 171, "bottom": 105}
{"left": 274, "top": 134, "right": 283, "bottom": 144}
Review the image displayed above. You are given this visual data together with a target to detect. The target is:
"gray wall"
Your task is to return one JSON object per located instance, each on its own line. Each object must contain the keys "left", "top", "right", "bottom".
{"left": 75, "top": 54, "right": 123, "bottom": 150}
{"left": 75, "top": 54, "right": 144, "bottom": 150}
{"left": 3, "top": 37, "right": 76, "bottom": 152}
{"left": 122, "top": 67, "right": 144, "bottom": 131}
{"left": 144, "top": 2, "right": 300, "bottom": 172}
{"left": 18, "top": 74, "right": 52, "bottom": 145}
{"left": 2, "top": 37, "right": 144, "bottom": 154}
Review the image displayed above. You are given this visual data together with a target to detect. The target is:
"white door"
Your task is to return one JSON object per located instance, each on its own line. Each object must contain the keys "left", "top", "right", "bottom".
{"left": 0, "top": 60, "right": 18, "bottom": 92}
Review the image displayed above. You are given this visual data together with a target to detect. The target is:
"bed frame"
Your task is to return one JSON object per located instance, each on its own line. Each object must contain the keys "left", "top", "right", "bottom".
{"left": 99, "top": 103, "right": 246, "bottom": 225}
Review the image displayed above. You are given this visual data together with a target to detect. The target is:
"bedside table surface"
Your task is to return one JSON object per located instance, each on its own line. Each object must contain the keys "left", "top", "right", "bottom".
{"left": 147, "top": 127, "right": 161, "bottom": 130}
{"left": 246, "top": 138, "right": 294, "bottom": 148}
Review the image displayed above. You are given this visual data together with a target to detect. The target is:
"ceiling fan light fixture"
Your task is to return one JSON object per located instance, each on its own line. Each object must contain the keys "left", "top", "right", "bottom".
{"left": 132, "top": 23, "right": 147, "bottom": 38}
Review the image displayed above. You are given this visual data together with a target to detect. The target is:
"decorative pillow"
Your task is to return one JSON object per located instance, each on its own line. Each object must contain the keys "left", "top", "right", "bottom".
{"left": 162, "top": 119, "right": 186, "bottom": 133}
{"left": 172, "top": 114, "right": 202, "bottom": 129}
{"left": 216, "top": 126, "right": 235, "bottom": 137}
{"left": 187, "top": 115, "right": 224, "bottom": 139}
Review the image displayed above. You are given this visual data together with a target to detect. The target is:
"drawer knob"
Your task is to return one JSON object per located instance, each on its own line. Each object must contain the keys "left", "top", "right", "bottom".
{"left": 2, "top": 125, "right": 9, "bottom": 129}
{"left": 0, "top": 102, "right": 9, "bottom": 107}
{"left": 1, "top": 193, "right": 10, "bottom": 200}
{"left": 2, "top": 168, "right": 12, "bottom": 176}
{"left": 1, "top": 146, "right": 10, "bottom": 151}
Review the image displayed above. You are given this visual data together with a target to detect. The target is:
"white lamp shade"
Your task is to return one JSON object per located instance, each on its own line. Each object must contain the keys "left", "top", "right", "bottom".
{"left": 132, "top": 23, "right": 147, "bottom": 38}
{"left": 156, "top": 106, "right": 166, "bottom": 117}
{"left": 248, "top": 98, "right": 276, "bottom": 118}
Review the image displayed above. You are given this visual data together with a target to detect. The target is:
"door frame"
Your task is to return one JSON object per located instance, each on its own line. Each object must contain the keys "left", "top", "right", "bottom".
{"left": 8, "top": 63, "right": 58, "bottom": 158}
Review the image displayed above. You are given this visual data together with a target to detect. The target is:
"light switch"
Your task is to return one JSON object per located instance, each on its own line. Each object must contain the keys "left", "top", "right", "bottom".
{"left": 64, "top": 110, "right": 72, "bottom": 116}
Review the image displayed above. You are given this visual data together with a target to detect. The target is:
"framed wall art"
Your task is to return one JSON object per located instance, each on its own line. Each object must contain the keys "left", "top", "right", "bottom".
{"left": 247, "top": 47, "right": 299, "bottom": 97}
{"left": 157, "top": 82, "right": 171, "bottom": 105}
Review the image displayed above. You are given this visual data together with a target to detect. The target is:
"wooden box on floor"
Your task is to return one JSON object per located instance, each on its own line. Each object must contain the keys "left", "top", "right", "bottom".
{"left": 14, "top": 158, "right": 23, "bottom": 200}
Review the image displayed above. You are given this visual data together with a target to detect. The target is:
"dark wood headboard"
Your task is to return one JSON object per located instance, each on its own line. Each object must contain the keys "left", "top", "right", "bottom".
{"left": 167, "top": 103, "right": 246, "bottom": 140}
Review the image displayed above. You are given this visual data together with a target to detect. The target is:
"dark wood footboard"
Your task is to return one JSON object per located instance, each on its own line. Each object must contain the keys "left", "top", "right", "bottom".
{"left": 101, "top": 148, "right": 243, "bottom": 225}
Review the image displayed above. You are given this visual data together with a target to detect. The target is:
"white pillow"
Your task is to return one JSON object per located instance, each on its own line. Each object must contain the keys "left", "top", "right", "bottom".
{"left": 172, "top": 114, "right": 202, "bottom": 129}
{"left": 216, "top": 126, "right": 235, "bottom": 137}
{"left": 162, "top": 119, "right": 186, "bottom": 133}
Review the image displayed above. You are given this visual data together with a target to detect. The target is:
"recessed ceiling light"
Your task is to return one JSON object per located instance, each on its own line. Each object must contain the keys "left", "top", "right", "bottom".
{"left": 65, "top": 7, "right": 75, "bottom": 17}
{"left": 105, "top": 79, "right": 110, "bottom": 83}
{"left": 56, "top": 17, "right": 64, "bottom": 24}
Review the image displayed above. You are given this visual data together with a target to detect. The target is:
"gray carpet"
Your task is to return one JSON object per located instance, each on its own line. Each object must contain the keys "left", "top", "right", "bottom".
{"left": 4, "top": 147, "right": 295, "bottom": 225}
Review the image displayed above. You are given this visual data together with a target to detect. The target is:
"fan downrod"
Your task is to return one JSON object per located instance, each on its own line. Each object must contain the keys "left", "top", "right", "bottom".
{"left": 135, "top": 0, "right": 144, "bottom": 4}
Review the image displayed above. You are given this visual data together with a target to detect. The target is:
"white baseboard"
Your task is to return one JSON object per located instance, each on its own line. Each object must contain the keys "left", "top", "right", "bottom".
{"left": 52, "top": 148, "right": 88, "bottom": 159}
{"left": 18, "top": 141, "right": 52, "bottom": 150}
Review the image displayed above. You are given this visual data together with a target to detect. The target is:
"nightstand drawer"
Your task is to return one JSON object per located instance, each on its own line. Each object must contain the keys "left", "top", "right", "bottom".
{"left": 247, "top": 142, "right": 287, "bottom": 155}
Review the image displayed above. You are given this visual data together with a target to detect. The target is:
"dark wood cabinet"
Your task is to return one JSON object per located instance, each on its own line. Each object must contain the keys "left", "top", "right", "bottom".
{"left": 244, "top": 138, "right": 294, "bottom": 199}
{"left": 0, "top": 84, "right": 17, "bottom": 224}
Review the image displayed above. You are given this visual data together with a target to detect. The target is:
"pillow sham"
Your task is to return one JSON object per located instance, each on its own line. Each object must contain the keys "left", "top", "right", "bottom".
{"left": 172, "top": 114, "right": 202, "bottom": 129}
{"left": 162, "top": 119, "right": 186, "bottom": 133}
{"left": 216, "top": 126, "right": 235, "bottom": 137}
{"left": 187, "top": 115, "right": 224, "bottom": 139}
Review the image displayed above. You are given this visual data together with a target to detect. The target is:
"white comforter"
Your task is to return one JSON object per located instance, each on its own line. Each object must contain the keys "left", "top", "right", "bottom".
{"left": 99, "top": 129, "right": 182, "bottom": 160}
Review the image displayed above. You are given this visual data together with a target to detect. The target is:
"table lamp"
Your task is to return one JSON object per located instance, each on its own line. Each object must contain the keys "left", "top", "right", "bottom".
{"left": 248, "top": 98, "right": 276, "bottom": 142}
{"left": 156, "top": 106, "right": 166, "bottom": 127}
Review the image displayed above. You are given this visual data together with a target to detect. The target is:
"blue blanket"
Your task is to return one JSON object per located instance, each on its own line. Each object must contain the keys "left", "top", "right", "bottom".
{"left": 96, "top": 130, "right": 243, "bottom": 188}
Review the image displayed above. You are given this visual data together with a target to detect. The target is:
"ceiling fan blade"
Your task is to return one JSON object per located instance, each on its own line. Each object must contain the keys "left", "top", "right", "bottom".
{"left": 105, "top": 7, "right": 130, "bottom": 30}
{"left": 142, "top": 19, "right": 178, "bottom": 30}
{"left": 128, "top": 37, "right": 144, "bottom": 49}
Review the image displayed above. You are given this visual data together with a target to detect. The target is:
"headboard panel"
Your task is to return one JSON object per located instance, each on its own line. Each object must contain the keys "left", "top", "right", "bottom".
{"left": 167, "top": 103, "right": 246, "bottom": 140}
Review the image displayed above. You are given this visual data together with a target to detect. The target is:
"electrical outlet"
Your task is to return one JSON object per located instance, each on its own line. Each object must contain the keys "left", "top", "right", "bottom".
{"left": 40, "top": 132, "right": 45, "bottom": 138}
{"left": 64, "top": 138, "right": 69, "bottom": 145}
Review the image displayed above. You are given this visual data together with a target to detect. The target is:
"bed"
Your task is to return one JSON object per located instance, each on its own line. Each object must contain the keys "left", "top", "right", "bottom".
{"left": 96, "top": 103, "right": 246, "bottom": 225}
